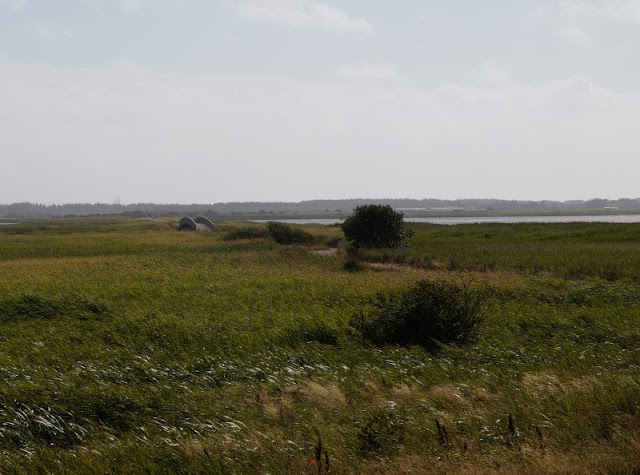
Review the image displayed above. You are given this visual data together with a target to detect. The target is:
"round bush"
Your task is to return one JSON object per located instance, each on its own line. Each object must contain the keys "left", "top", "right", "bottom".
{"left": 341, "top": 204, "right": 413, "bottom": 249}
{"left": 350, "top": 279, "right": 487, "bottom": 350}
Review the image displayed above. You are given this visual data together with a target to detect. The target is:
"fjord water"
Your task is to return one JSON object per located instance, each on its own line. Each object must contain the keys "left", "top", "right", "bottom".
{"left": 252, "top": 215, "right": 640, "bottom": 225}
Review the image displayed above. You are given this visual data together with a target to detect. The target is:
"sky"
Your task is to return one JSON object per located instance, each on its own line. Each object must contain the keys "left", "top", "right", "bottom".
{"left": 1, "top": 0, "right": 639, "bottom": 204}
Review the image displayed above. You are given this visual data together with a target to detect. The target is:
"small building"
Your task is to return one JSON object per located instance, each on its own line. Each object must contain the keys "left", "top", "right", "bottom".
{"left": 194, "top": 216, "right": 215, "bottom": 231}
{"left": 179, "top": 216, "right": 213, "bottom": 232}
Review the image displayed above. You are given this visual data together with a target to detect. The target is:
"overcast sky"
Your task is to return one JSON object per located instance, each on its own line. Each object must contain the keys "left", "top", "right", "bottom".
{"left": 1, "top": 0, "right": 639, "bottom": 204}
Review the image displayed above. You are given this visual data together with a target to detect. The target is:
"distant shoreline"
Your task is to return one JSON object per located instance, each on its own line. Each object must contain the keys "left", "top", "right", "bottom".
{"left": 2, "top": 198, "right": 640, "bottom": 220}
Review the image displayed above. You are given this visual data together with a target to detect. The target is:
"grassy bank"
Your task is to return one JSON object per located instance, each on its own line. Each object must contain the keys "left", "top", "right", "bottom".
{"left": 0, "top": 219, "right": 638, "bottom": 473}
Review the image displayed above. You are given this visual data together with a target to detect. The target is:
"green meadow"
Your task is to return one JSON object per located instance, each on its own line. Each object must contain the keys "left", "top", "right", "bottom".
{"left": 0, "top": 218, "right": 639, "bottom": 473}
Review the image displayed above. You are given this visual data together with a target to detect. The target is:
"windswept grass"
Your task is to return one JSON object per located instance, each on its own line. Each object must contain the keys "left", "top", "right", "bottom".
{"left": 0, "top": 218, "right": 638, "bottom": 473}
{"left": 364, "top": 222, "right": 640, "bottom": 280}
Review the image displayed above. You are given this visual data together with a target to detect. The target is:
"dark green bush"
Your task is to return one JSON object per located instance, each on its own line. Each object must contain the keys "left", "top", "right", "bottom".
{"left": 341, "top": 204, "right": 413, "bottom": 249}
{"left": 351, "top": 279, "right": 487, "bottom": 350}
{"left": 266, "top": 222, "right": 314, "bottom": 245}
{"left": 223, "top": 227, "right": 270, "bottom": 241}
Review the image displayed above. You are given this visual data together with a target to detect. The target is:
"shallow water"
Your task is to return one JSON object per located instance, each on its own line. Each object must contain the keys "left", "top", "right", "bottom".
{"left": 251, "top": 215, "right": 640, "bottom": 226}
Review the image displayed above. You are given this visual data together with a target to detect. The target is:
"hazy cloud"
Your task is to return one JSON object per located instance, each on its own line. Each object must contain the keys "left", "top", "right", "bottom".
{"left": 1, "top": 59, "right": 638, "bottom": 203}
{"left": 2, "top": 2, "right": 639, "bottom": 203}
{"left": 334, "top": 63, "right": 404, "bottom": 82}
{"left": 121, "top": 0, "right": 142, "bottom": 11}
{"left": 84, "top": 0, "right": 185, "bottom": 13}
{"left": 556, "top": 25, "right": 592, "bottom": 44}
{"left": 108, "top": 57, "right": 149, "bottom": 71}
{"left": 33, "top": 22, "right": 74, "bottom": 40}
{"left": 235, "top": 0, "right": 373, "bottom": 33}
{"left": 558, "top": 0, "right": 640, "bottom": 22}
{"left": 472, "top": 62, "right": 513, "bottom": 85}
{"left": 0, "top": 0, "right": 27, "bottom": 10}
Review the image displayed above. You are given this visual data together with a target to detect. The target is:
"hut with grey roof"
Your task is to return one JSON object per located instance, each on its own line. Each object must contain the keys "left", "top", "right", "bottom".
{"left": 194, "top": 216, "right": 215, "bottom": 231}
{"left": 179, "top": 216, "right": 213, "bottom": 232}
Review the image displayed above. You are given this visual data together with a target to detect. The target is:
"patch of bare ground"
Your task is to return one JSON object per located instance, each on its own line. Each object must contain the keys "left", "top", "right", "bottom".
{"left": 368, "top": 262, "right": 425, "bottom": 272}
{"left": 367, "top": 260, "right": 449, "bottom": 272}
{"left": 309, "top": 248, "right": 340, "bottom": 256}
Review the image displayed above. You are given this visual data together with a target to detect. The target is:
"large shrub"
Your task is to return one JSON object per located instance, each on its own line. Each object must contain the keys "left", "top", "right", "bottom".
{"left": 351, "top": 279, "right": 487, "bottom": 350}
{"left": 341, "top": 204, "right": 413, "bottom": 249}
{"left": 266, "top": 221, "right": 314, "bottom": 245}
{"left": 223, "top": 227, "right": 270, "bottom": 241}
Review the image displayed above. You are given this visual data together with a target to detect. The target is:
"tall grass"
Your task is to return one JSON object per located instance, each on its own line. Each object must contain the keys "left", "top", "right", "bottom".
{"left": 363, "top": 222, "right": 640, "bottom": 280}
{"left": 0, "top": 218, "right": 638, "bottom": 473}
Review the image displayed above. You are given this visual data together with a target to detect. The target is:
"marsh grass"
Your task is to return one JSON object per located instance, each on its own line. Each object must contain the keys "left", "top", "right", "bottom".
{"left": 0, "top": 294, "right": 110, "bottom": 323}
{"left": 0, "top": 218, "right": 638, "bottom": 472}
{"left": 357, "top": 409, "right": 406, "bottom": 455}
{"left": 363, "top": 222, "right": 640, "bottom": 281}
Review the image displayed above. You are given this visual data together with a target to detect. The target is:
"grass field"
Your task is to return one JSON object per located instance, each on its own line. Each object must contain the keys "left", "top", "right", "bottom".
{"left": 0, "top": 218, "right": 639, "bottom": 473}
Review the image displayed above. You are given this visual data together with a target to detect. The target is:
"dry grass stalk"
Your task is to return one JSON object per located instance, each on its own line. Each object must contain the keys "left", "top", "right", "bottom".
{"left": 435, "top": 419, "right": 450, "bottom": 448}
{"left": 313, "top": 432, "right": 330, "bottom": 474}
{"left": 536, "top": 426, "right": 546, "bottom": 451}
{"left": 508, "top": 414, "right": 516, "bottom": 438}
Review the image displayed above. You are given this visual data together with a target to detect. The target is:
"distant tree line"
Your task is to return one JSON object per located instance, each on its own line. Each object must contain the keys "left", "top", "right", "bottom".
{"left": 1, "top": 198, "right": 639, "bottom": 218}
